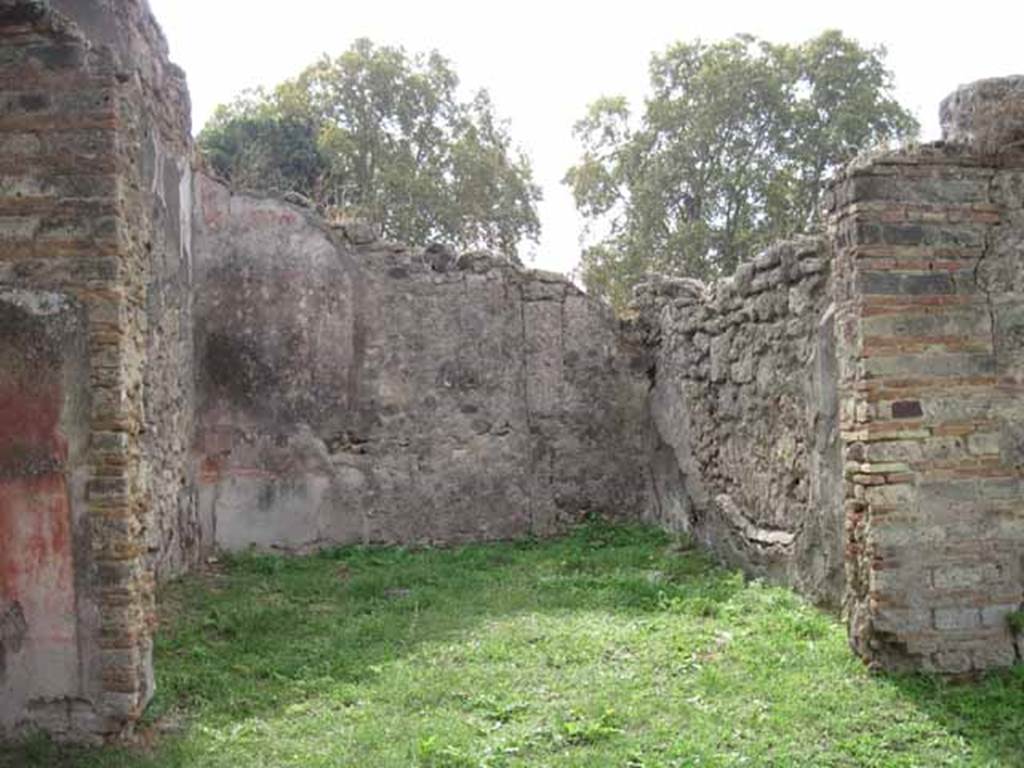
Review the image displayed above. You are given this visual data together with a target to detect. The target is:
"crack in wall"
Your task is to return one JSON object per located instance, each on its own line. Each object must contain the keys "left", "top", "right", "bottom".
{"left": 974, "top": 171, "right": 1003, "bottom": 370}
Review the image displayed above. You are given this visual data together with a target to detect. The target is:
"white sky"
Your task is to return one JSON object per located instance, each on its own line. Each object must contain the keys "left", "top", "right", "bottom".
{"left": 148, "top": 0, "right": 1023, "bottom": 276}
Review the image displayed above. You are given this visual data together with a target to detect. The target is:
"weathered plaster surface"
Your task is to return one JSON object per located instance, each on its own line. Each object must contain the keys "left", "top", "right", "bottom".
{"left": 192, "top": 176, "right": 650, "bottom": 551}
{"left": 0, "top": 290, "right": 94, "bottom": 737}
{"left": 0, "top": 0, "right": 193, "bottom": 738}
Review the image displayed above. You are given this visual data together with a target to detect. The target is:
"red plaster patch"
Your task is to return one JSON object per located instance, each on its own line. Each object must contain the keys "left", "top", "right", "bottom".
{"left": 0, "top": 380, "right": 66, "bottom": 468}
{"left": 0, "top": 375, "right": 76, "bottom": 646}
{"left": 0, "top": 474, "right": 76, "bottom": 644}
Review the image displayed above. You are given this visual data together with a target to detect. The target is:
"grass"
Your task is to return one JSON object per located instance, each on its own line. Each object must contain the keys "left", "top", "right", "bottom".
{"left": 4, "top": 521, "right": 1023, "bottom": 767}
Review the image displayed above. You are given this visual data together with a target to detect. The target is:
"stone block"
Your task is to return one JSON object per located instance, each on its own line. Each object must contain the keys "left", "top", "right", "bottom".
{"left": 862, "top": 353, "right": 994, "bottom": 379}
{"left": 934, "top": 607, "right": 981, "bottom": 631}
{"left": 933, "top": 564, "right": 1002, "bottom": 590}
{"left": 970, "top": 642, "right": 1018, "bottom": 670}
{"left": 847, "top": 173, "right": 990, "bottom": 206}
{"left": 872, "top": 607, "right": 931, "bottom": 634}
{"left": 864, "top": 482, "right": 915, "bottom": 509}
{"left": 966, "top": 432, "right": 1001, "bottom": 456}
{"left": 941, "top": 76, "right": 1024, "bottom": 154}
{"left": 977, "top": 478, "right": 1022, "bottom": 499}
{"left": 980, "top": 603, "right": 1021, "bottom": 628}
{"left": 931, "top": 650, "right": 973, "bottom": 674}
{"left": 918, "top": 481, "right": 978, "bottom": 506}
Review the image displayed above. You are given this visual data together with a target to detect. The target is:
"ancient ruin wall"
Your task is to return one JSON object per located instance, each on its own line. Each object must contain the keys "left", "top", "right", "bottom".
{"left": 0, "top": 0, "right": 650, "bottom": 740}
{"left": 191, "top": 175, "right": 651, "bottom": 551}
{"left": 636, "top": 238, "right": 845, "bottom": 605}
{"left": 0, "top": 0, "right": 195, "bottom": 739}
{"left": 2, "top": 0, "right": 1024, "bottom": 746}
{"left": 828, "top": 78, "right": 1024, "bottom": 673}
{"left": 0, "top": 2, "right": 125, "bottom": 738}
{"left": 637, "top": 78, "right": 1024, "bottom": 670}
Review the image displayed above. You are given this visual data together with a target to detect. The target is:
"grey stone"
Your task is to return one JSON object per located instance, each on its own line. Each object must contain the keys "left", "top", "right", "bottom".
{"left": 934, "top": 608, "right": 981, "bottom": 631}
{"left": 941, "top": 76, "right": 1024, "bottom": 153}
{"left": 639, "top": 236, "right": 843, "bottom": 607}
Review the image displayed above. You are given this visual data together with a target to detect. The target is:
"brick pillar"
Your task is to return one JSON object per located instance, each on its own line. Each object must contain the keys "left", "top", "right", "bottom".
{"left": 828, "top": 78, "right": 1024, "bottom": 673}
{"left": 0, "top": 0, "right": 190, "bottom": 738}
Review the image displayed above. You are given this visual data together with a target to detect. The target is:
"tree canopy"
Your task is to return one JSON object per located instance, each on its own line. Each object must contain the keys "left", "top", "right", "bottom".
{"left": 199, "top": 39, "right": 541, "bottom": 257}
{"left": 564, "top": 30, "right": 919, "bottom": 310}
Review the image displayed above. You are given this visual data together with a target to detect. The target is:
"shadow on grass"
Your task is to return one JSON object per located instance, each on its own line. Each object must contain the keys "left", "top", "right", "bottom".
{"left": 5, "top": 521, "right": 1023, "bottom": 768}
{"left": 1, "top": 522, "right": 743, "bottom": 767}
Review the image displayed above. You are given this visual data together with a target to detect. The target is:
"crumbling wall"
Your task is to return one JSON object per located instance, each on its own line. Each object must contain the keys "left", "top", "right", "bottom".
{"left": 828, "top": 77, "right": 1024, "bottom": 674}
{"left": 0, "top": 0, "right": 194, "bottom": 740}
{"left": 636, "top": 238, "right": 845, "bottom": 605}
{"left": 3, "top": 0, "right": 1024, "bottom": 745}
{"left": 0, "top": 0, "right": 649, "bottom": 741}
{"left": 46, "top": 0, "right": 199, "bottom": 582}
{"left": 191, "top": 176, "right": 650, "bottom": 550}
{"left": 0, "top": 1, "right": 125, "bottom": 738}
{"left": 73, "top": 0, "right": 200, "bottom": 582}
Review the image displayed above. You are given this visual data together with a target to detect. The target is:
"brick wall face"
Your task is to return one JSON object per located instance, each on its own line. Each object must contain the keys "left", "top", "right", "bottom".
{"left": 100, "top": 2, "right": 199, "bottom": 583}
{"left": 828, "top": 146, "right": 1024, "bottom": 673}
{"left": 51, "top": 0, "right": 201, "bottom": 583}
{"left": 0, "top": 0, "right": 195, "bottom": 739}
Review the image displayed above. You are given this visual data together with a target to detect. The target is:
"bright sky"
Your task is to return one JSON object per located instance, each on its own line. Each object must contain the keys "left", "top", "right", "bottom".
{"left": 148, "top": 0, "right": 1023, "bottom": 276}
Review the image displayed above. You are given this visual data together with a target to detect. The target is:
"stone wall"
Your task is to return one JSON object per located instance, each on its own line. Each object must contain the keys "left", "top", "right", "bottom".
{"left": 192, "top": 176, "right": 650, "bottom": 551}
{"left": 638, "top": 79, "right": 1024, "bottom": 671}
{"left": 636, "top": 238, "right": 845, "bottom": 606}
{"left": 72, "top": 0, "right": 202, "bottom": 583}
{"left": 827, "top": 79, "right": 1024, "bottom": 674}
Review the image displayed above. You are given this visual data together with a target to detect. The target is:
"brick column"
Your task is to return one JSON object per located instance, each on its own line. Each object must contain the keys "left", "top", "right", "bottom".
{"left": 828, "top": 79, "right": 1024, "bottom": 672}
{"left": 0, "top": 0, "right": 185, "bottom": 737}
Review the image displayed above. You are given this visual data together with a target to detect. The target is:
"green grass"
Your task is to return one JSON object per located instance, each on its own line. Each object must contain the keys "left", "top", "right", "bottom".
{"left": 4, "top": 522, "right": 1023, "bottom": 767}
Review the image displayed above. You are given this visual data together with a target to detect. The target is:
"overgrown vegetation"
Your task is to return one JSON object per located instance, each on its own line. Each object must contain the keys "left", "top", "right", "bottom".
{"left": 198, "top": 39, "right": 541, "bottom": 258}
{"left": 565, "top": 31, "right": 919, "bottom": 310}
{"left": 5, "top": 523, "right": 1021, "bottom": 767}
{"left": 1008, "top": 610, "right": 1024, "bottom": 635}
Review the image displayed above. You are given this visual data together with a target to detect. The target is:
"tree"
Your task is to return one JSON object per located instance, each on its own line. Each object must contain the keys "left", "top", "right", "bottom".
{"left": 199, "top": 39, "right": 542, "bottom": 257}
{"left": 565, "top": 31, "right": 919, "bottom": 310}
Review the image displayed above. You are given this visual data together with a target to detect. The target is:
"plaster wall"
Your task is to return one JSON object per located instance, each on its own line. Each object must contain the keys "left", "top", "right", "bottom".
{"left": 191, "top": 176, "right": 651, "bottom": 551}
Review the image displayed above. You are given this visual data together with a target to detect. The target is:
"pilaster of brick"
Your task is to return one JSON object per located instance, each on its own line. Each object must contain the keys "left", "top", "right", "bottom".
{"left": 0, "top": 1, "right": 154, "bottom": 736}
{"left": 827, "top": 144, "right": 1024, "bottom": 673}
